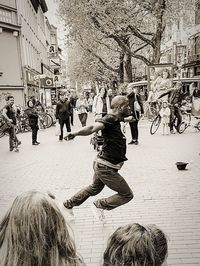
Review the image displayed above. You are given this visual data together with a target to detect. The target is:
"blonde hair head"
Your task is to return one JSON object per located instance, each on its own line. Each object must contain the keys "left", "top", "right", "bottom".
{"left": 0, "top": 191, "right": 83, "bottom": 266}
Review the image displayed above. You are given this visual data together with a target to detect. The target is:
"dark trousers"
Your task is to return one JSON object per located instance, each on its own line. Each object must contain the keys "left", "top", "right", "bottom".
{"left": 30, "top": 124, "right": 39, "bottom": 143}
{"left": 64, "top": 161, "right": 133, "bottom": 210}
{"left": 59, "top": 118, "right": 71, "bottom": 140}
{"left": 129, "top": 120, "right": 139, "bottom": 141}
{"left": 7, "top": 125, "right": 19, "bottom": 149}
{"left": 70, "top": 110, "right": 74, "bottom": 126}
{"left": 78, "top": 113, "right": 88, "bottom": 127}
{"left": 170, "top": 107, "right": 182, "bottom": 131}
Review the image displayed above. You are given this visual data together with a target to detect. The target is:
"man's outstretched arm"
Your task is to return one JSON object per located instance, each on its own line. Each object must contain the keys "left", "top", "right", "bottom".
{"left": 64, "top": 122, "right": 105, "bottom": 140}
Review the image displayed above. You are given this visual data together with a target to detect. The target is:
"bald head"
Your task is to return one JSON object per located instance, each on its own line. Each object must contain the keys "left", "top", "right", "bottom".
{"left": 111, "top": 95, "right": 129, "bottom": 109}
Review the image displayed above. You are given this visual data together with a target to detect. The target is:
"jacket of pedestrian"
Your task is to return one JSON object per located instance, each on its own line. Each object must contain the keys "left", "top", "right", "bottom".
{"left": 92, "top": 94, "right": 110, "bottom": 115}
{"left": 159, "top": 87, "right": 186, "bottom": 107}
{"left": 127, "top": 92, "right": 144, "bottom": 119}
{"left": 25, "top": 107, "right": 38, "bottom": 126}
{"left": 55, "top": 100, "right": 72, "bottom": 120}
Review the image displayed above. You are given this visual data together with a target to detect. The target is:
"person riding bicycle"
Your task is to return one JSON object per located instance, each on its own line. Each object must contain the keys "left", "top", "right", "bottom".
{"left": 158, "top": 81, "right": 187, "bottom": 133}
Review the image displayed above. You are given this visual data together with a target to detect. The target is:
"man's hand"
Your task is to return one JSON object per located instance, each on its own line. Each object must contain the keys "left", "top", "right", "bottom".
{"left": 64, "top": 133, "right": 75, "bottom": 141}
{"left": 124, "top": 116, "right": 135, "bottom": 123}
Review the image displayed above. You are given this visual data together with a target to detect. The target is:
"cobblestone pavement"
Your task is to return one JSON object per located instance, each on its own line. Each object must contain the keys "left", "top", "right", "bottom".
{"left": 0, "top": 114, "right": 200, "bottom": 265}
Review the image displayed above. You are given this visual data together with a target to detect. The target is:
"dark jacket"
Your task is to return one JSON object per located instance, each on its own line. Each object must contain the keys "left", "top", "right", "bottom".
{"left": 25, "top": 107, "right": 38, "bottom": 126}
{"left": 56, "top": 100, "right": 72, "bottom": 120}
{"left": 159, "top": 88, "right": 186, "bottom": 106}
{"left": 127, "top": 92, "right": 144, "bottom": 119}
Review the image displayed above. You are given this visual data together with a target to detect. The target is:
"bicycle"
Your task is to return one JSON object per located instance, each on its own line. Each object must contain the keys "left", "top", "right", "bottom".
{"left": 178, "top": 110, "right": 200, "bottom": 133}
{"left": 150, "top": 106, "right": 187, "bottom": 135}
{"left": 144, "top": 101, "right": 161, "bottom": 120}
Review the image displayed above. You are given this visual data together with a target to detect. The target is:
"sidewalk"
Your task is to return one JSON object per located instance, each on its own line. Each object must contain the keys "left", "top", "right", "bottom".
{"left": 0, "top": 116, "right": 200, "bottom": 265}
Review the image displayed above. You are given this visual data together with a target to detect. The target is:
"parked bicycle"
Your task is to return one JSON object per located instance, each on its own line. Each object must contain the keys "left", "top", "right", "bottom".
{"left": 178, "top": 110, "right": 200, "bottom": 133}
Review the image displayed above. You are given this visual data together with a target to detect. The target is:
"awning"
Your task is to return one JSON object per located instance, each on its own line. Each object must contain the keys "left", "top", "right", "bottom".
{"left": 0, "top": 86, "right": 24, "bottom": 90}
{"left": 182, "top": 61, "right": 200, "bottom": 68}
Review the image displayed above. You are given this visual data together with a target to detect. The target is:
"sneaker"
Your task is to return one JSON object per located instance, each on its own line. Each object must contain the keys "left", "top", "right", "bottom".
{"left": 17, "top": 141, "right": 22, "bottom": 146}
{"left": 32, "top": 142, "right": 39, "bottom": 145}
{"left": 91, "top": 204, "right": 105, "bottom": 222}
{"left": 134, "top": 140, "right": 139, "bottom": 145}
{"left": 14, "top": 148, "right": 19, "bottom": 152}
{"left": 35, "top": 141, "right": 40, "bottom": 144}
{"left": 128, "top": 140, "right": 135, "bottom": 145}
{"left": 9, "top": 147, "right": 14, "bottom": 152}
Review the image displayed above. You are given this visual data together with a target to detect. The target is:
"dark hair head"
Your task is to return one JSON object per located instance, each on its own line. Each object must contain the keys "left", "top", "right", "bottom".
{"left": 6, "top": 95, "right": 14, "bottom": 101}
{"left": 104, "top": 223, "right": 168, "bottom": 266}
{"left": 0, "top": 191, "right": 83, "bottom": 266}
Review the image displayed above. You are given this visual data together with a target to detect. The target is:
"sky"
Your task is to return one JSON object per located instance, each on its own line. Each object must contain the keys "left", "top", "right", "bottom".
{"left": 45, "top": 0, "right": 65, "bottom": 53}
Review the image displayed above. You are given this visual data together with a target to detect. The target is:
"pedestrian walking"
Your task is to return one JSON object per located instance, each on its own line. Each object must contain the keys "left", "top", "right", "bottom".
{"left": 191, "top": 82, "right": 200, "bottom": 116}
{"left": 88, "top": 95, "right": 94, "bottom": 112}
{"left": 127, "top": 86, "right": 144, "bottom": 145}
{"left": 55, "top": 92, "right": 71, "bottom": 141}
{"left": 76, "top": 93, "right": 89, "bottom": 127}
{"left": 159, "top": 100, "right": 171, "bottom": 135}
{"left": 2, "top": 95, "right": 21, "bottom": 152}
{"left": 92, "top": 87, "right": 110, "bottom": 118}
{"left": 63, "top": 96, "right": 134, "bottom": 221}
{"left": 25, "top": 100, "right": 40, "bottom": 145}
{"left": 66, "top": 90, "right": 76, "bottom": 126}
{"left": 0, "top": 190, "right": 84, "bottom": 266}
{"left": 103, "top": 223, "right": 168, "bottom": 266}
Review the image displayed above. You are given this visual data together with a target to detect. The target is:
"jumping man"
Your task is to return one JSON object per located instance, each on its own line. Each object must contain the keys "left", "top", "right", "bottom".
{"left": 63, "top": 96, "right": 134, "bottom": 221}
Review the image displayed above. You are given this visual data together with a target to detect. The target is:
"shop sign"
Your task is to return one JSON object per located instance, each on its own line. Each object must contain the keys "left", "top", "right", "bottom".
{"left": 26, "top": 70, "right": 39, "bottom": 86}
{"left": 50, "top": 58, "right": 60, "bottom": 68}
{"left": 53, "top": 75, "right": 61, "bottom": 87}
{"left": 40, "top": 77, "right": 54, "bottom": 87}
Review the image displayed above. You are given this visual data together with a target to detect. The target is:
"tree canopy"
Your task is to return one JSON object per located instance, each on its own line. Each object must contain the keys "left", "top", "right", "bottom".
{"left": 58, "top": 0, "right": 194, "bottom": 86}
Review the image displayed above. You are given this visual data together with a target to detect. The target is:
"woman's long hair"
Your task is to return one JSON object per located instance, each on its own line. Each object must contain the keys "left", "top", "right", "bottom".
{"left": 0, "top": 191, "right": 84, "bottom": 266}
{"left": 103, "top": 223, "right": 167, "bottom": 266}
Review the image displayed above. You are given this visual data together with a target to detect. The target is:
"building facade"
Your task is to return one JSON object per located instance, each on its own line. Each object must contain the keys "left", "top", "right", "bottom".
{"left": 161, "top": 0, "right": 200, "bottom": 91}
{"left": 0, "top": 0, "right": 23, "bottom": 109}
{"left": 0, "top": 0, "right": 62, "bottom": 109}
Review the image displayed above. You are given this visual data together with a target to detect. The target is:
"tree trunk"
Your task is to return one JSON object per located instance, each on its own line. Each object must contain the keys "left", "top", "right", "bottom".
{"left": 152, "top": 0, "right": 166, "bottom": 64}
{"left": 125, "top": 51, "right": 133, "bottom": 82}
{"left": 119, "top": 51, "right": 125, "bottom": 83}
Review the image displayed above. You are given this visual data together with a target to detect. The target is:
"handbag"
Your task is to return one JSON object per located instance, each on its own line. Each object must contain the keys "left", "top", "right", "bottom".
{"left": 134, "top": 95, "right": 141, "bottom": 112}
{"left": 55, "top": 121, "right": 61, "bottom": 136}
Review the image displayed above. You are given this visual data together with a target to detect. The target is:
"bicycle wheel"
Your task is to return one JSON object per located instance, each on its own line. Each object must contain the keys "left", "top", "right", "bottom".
{"left": 150, "top": 115, "right": 161, "bottom": 135}
{"left": 177, "top": 121, "right": 187, "bottom": 134}
{"left": 194, "top": 121, "right": 200, "bottom": 131}
{"left": 45, "top": 114, "right": 53, "bottom": 128}
{"left": 0, "top": 128, "right": 5, "bottom": 138}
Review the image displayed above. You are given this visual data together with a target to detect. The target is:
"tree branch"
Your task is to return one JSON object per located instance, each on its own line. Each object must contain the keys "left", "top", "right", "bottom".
{"left": 110, "top": 35, "right": 151, "bottom": 65}
{"left": 128, "top": 25, "right": 155, "bottom": 48}
{"left": 77, "top": 39, "right": 119, "bottom": 73}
